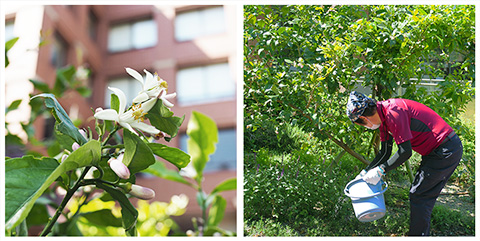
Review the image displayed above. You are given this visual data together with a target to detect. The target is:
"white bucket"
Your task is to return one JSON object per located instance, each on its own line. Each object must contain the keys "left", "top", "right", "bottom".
{"left": 344, "top": 178, "right": 388, "bottom": 222}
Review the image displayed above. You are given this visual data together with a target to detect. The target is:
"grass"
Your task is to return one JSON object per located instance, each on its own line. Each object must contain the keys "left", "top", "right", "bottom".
{"left": 244, "top": 122, "right": 475, "bottom": 237}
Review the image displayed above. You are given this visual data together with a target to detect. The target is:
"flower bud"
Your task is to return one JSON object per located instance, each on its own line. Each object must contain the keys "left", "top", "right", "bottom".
{"left": 79, "top": 129, "right": 88, "bottom": 140}
{"left": 61, "top": 154, "right": 69, "bottom": 163}
{"left": 129, "top": 184, "right": 155, "bottom": 200}
{"left": 95, "top": 107, "right": 103, "bottom": 113}
{"left": 72, "top": 142, "right": 80, "bottom": 151}
{"left": 108, "top": 154, "right": 130, "bottom": 179}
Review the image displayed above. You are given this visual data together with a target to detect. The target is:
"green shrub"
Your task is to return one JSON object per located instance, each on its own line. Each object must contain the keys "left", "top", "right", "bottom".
{"left": 431, "top": 205, "right": 475, "bottom": 236}
{"left": 244, "top": 121, "right": 475, "bottom": 236}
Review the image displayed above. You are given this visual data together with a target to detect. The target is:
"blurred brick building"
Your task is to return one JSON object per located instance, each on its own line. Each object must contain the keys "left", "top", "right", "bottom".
{"left": 4, "top": 5, "right": 237, "bottom": 233}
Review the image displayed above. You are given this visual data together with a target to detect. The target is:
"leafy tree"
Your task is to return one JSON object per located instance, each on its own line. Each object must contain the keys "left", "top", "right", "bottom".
{"left": 244, "top": 5, "right": 475, "bottom": 167}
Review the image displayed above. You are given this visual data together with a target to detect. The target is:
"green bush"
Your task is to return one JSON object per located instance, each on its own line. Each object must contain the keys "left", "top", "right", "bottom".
{"left": 244, "top": 122, "right": 475, "bottom": 236}
{"left": 431, "top": 205, "right": 475, "bottom": 236}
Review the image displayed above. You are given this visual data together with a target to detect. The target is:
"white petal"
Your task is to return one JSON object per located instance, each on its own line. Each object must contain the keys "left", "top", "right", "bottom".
{"left": 144, "top": 70, "right": 156, "bottom": 90}
{"left": 133, "top": 92, "right": 149, "bottom": 103}
{"left": 125, "top": 67, "right": 145, "bottom": 87}
{"left": 94, "top": 109, "right": 119, "bottom": 122}
{"left": 164, "top": 92, "right": 177, "bottom": 99}
{"left": 119, "top": 122, "right": 137, "bottom": 135}
{"left": 146, "top": 88, "right": 161, "bottom": 98}
{"left": 108, "top": 87, "right": 127, "bottom": 114}
{"left": 161, "top": 97, "right": 174, "bottom": 108}
{"left": 119, "top": 110, "right": 135, "bottom": 123}
{"left": 141, "top": 98, "right": 157, "bottom": 112}
{"left": 130, "top": 121, "right": 160, "bottom": 135}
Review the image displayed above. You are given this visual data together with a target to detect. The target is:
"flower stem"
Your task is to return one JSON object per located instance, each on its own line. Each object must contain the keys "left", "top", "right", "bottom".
{"left": 102, "top": 125, "right": 120, "bottom": 146}
{"left": 40, "top": 166, "right": 91, "bottom": 236}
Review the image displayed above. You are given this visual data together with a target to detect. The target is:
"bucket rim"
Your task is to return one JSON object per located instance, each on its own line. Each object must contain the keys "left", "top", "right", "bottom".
{"left": 344, "top": 178, "right": 388, "bottom": 199}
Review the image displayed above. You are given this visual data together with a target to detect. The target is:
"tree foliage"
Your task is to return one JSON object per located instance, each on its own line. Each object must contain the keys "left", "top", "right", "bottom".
{"left": 244, "top": 5, "right": 475, "bottom": 164}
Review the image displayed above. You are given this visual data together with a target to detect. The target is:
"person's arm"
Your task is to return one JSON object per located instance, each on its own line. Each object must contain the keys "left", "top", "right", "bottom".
{"left": 378, "top": 140, "right": 412, "bottom": 173}
{"left": 362, "top": 139, "right": 412, "bottom": 184}
{"left": 366, "top": 137, "right": 393, "bottom": 171}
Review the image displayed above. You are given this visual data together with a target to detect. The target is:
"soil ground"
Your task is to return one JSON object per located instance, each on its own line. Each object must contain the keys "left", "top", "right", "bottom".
{"left": 436, "top": 183, "right": 475, "bottom": 217}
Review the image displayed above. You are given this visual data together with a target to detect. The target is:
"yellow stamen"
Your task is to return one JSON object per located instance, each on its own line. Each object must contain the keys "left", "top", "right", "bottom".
{"left": 160, "top": 81, "right": 168, "bottom": 90}
{"left": 155, "top": 73, "right": 168, "bottom": 91}
{"left": 131, "top": 103, "right": 146, "bottom": 121}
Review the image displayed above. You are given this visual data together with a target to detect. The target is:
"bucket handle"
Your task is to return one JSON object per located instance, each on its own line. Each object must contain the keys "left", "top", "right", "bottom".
{"left": 344, "top": 179, "right": 388, "bottom": 199}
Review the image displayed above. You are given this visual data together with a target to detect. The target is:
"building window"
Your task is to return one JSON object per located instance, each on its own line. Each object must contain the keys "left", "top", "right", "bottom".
{"left": 104, "top": 77, "right": 143, "bottom": 108}
{"left": 180, "top": 128, "right": 236, "bottom": 173}
{"left": 108, "top": 18, "right": 157, "bottom": 53}
{"left": 50, "top": 32, "right": 68, "bottom": 68}
{"left": 88, "top": 10, "right": 98, "bottom": 41}
{"left": 176, "top": 62, "right": 235, "bottom": 105}
{"left": 5, "top": 19, "right": 15, "bottom": 42}
{"left": 175, "top": 6, "right": 226, "bottom": 42}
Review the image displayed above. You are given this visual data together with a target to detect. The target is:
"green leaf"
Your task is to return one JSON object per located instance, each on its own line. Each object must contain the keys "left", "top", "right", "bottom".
{"left": 146, "top": 100, "right": 185, "bottom": 138}
{"left": 123, "top": 129, "right": 156, "bottom": 174}
{"left": 29, "top": 79, "right": 51, "bottom": 93}
{"left": 5, "top": 37, "right": 19, "bottom": 68}
{"left": 5, "top": 140, "right": 101, "bottom": 231}
{"left": 110, "top": 93, "right": 120, "bottom": 113}
{"left": 53, "top": 66, "right": 76, "bottom": 97}
{"left": 75, "top": 86, "right": 92, "bottom": 98}
{"left": 203, "top": 225, "right": 235, "bottom": 237}
{"left": 5, "top": 37, "right": 19, "bottom": 51}
{"left": 126, "top": 226, "right": 138, "bottom": 236}
{"left": 26, "top": 198, "right": 54, "bottom": 226}
{"left": 5, "top": 156, "right": 59, "bottom": 231}
{"left": 207, "top": 195, "right": 226, "bottom": 227}
{"left": 54, "top": 216, "right": 83, "bottom": 236}
{"left": 16, "top": 220, "right": 28, "bottom": 236}
{"left": 80, "top": 209, "right": 123, "bottom": 227}
{"left": 147, "top": 143, "right": 191, "bottom": 169}
{"left": 187, "top": 111, "right": 218, "bottom": 180}
{"left": 144, "top": 161, "right": 191, "bottom": 185}
{"left": 95, "top": 182, "right": 138, "bottom": 231}
{"left": 6, "top": 99, "right": 22, "bottom": 113}
{"left": 53, "top": 128, "right": 76, "bottom": 153}
{"left": 5, "top": 133, "right": 24, "bottom": 148}
{"left": 211, "top": 178, "right": 237, "bottom": 195}
{"left": 31, "top": 93, "right": 87, "bottom": 145}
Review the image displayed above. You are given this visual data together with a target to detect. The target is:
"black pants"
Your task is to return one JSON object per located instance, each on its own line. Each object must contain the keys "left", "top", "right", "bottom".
{"left": 408, "top": 133, "right": 463, "bottom": 236}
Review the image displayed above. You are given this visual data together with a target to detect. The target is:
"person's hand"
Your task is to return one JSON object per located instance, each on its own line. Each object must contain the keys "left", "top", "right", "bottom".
{"left": 356, "top": 169, "right": 367, "bottom": 179}
{"left": 362, "top": 166, "right": 385, "bottom": 185}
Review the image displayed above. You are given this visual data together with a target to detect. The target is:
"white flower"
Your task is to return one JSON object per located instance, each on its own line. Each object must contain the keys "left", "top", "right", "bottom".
{"left": 94, "top": 87, "right": 160, "bottom": 135}
{"left": 125, "top": 67, "right": 177, "bottom": 108}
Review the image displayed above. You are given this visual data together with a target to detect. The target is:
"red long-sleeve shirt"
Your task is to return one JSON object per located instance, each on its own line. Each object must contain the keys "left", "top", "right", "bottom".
{"left": 378, "top": 99, "right": 453, "bottom": 156}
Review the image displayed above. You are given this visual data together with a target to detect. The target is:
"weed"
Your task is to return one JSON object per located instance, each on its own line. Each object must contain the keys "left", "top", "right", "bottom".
{"left": 244, "top": 122, "right": 475, "bottom": 236}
